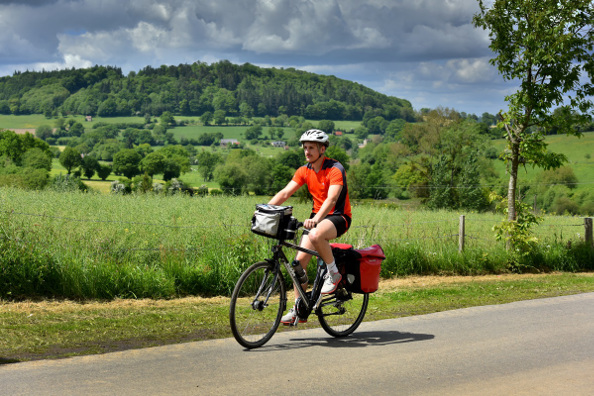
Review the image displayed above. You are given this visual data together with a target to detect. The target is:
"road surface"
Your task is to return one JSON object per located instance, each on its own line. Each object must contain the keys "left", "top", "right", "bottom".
{"left": 1, "top": 293, "right": 593, "bottom": 395}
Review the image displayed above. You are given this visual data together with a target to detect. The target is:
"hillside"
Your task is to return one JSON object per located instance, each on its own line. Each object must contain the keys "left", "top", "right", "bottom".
{"left": 0, "top": 61, "right": 414, "bottom": 122}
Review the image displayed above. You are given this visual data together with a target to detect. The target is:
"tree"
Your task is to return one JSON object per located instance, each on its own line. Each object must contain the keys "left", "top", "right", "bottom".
{"left": 317, "top": 120, "right": 335, "bottom": 134}
{"left": 239, "top": 102, "right": 254, "bottom": 118}
{"left": 325, "top": 146, "right": 350, "bottom": 171}
{"left": 474, "top": 0, "right": 594, "bottom": 247}
{"left": 35, "top": 125, "right": 53, "bottom": 141}
{"left": 195, "top": 151, "right": 221, "bottom": 181}
{"left": 162, "top": 158, "right": 182, "bottom": 181}
{"left": 81, "top": 155, "right": 99, "bottom": 179}
{"left": 59, "top": 147, "right": 82, "bottom": 174}
{"left": 22, "top": 148, "right": 52, "bottom": 171}
{"left": 112, "top": 149, "right": 142, "bottom": 179}
{"left": 214, "top": 162, "right": 247, "bottom": 195}
{"left": 213, "top": 109, "right": 226, "bottom": 125}
{"left": 160, "top": 111, "right": 176, "bottom": 127}
{"left": 96, "top": 164, "right": 112, "bottom": 181}
{"left": 200, "top": 111, "right": 213, "bottom": 126}
{"left": 244, "top": 124, "right": 263, "bottom": 140}
{"left": 69, "top": 122, "right": 84, "bottom": 137}
{"left": 385, "top": 119, "right": 406, "bottom": 141}
{"left": 141, "top": 152, "right": 166, "bottom": 176}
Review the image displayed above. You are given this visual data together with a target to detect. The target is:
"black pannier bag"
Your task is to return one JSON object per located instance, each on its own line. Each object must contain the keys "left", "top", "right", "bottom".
{"left": 251, "top": 204, "right": 296, "bottom": 240}
{"left": 332, "top": 243, "right": 385, "bottom": 293}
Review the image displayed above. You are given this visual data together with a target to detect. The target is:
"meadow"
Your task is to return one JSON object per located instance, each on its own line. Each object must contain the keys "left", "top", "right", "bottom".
{"left": 1, "top": 187, "right": 592, "bottom": 300}
{"left": 491, "top": 131, "right": 594, "bottom": 196}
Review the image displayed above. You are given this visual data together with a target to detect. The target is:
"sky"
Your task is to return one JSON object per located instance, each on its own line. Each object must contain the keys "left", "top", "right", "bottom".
{"left": 0, "top": 0, "right": 516, "bottom": 116}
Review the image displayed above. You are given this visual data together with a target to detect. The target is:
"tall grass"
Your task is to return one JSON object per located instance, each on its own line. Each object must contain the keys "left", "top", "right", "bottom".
{"left": 1, "top": 187, "right": 592, "bottom": 300}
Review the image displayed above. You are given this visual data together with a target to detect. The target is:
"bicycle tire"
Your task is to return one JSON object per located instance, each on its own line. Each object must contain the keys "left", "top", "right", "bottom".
{"left": 317, "top": 290, "right": 369, "bottom": 338}
{"left": 229, "top": 261, "right": 286, "bottom": 349}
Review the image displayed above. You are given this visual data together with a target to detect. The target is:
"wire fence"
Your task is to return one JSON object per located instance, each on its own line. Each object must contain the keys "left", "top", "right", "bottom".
{"left": 3, "top": 209, "right": 592, "bottom": 254}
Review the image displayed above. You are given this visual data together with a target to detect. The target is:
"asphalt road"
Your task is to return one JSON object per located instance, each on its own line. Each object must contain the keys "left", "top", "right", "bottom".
{"left": 1, "top": 293, "right": 593, "bottom": 395}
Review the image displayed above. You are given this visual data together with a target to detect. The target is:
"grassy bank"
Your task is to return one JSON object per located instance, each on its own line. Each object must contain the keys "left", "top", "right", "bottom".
{"left": 1, "top": 273, "right": 593, "bottom": 362}
{"left": 1, "top": 187, "right": 593, "bottom": 300}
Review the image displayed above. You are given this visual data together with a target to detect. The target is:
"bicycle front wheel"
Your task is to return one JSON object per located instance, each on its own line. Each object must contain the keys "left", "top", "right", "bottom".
{"left": 229, "top": 261, "right": 286, "bottom": 349}
{"left": 317, "top": 290, "right": 369, "bottom": 337}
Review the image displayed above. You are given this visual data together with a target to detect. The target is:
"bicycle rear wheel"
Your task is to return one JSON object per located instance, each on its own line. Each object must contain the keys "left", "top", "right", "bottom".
{"left": 229, "top": 261, "right": 286, "bottom": 349}
{"left": 317, "top": 289, "right": 368, "bottom": 337}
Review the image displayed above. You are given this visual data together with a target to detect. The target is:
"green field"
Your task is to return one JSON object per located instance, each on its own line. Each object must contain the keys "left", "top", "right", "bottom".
{"left": 491, "top": 131, "right": 594, "bottom": 194}
{"left": 0, "top": 114, "right": 147, "bottom": 130}
{"left": 1, "top": 187, "right": 592, "bottom": 300}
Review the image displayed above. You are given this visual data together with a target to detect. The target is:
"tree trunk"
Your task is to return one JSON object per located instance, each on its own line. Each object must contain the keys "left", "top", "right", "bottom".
{"left": 506, "top": 140, "right": 520, "bottom": 250}
{"left": 507, "top": 142, "right": 519, "bottom": 222}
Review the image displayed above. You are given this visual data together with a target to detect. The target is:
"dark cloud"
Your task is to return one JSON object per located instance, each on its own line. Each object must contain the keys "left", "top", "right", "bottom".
{"left": 0, "top": 0, "right": 512, "bottom": 114}
{"left": 0, "top": 0, "right": 59, "bottom": 5}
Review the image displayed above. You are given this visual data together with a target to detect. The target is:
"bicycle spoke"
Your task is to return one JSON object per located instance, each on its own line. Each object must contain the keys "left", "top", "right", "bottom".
{"left": 230, "top": 262, "right": 285, "bottom": 348}
{"left": 317, "top": 290, "right": 368, "bottom": 337}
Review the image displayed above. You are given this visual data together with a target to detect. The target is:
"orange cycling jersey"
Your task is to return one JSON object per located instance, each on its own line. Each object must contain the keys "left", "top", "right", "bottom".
{"left": 292, "top": 157, "right": 351, "bottom": 218}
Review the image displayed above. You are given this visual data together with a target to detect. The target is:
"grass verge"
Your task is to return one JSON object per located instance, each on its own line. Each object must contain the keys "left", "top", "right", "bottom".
{"left": 1, "top": 272, "right": 593, "bottom": 363}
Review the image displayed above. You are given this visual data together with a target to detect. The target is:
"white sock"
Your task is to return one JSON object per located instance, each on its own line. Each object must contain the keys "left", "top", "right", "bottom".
{"left": 326, "top": 261, "right": 338, "bottom": 275}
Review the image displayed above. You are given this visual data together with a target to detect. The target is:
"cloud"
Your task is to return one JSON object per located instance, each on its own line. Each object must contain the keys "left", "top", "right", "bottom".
{"left": 0, "top": 0, "right": 513, "bottom": 114}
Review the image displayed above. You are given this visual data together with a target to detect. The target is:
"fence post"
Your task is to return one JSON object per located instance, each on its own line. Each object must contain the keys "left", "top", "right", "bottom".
{"left": 585, "top": 217, "right": 593, "bottom": 250}
{"left": 459, "top": 215, "right": 465, "bottom": 253}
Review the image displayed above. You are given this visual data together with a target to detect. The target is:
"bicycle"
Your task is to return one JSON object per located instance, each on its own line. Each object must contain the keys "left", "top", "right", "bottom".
{"left": 229, "top": 205, "right": 373, "bottom": 349}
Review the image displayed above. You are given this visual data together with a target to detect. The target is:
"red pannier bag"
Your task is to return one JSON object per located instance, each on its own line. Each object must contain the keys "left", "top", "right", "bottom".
{"left": 331, "top": 243, "right": 386, "bottom": 293}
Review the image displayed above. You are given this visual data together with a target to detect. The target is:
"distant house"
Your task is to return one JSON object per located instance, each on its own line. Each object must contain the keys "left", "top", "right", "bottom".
{"left": 334, "top": 131, "right": 343, "bottom": 136}
{"left": 220, "top": 139, "right": 240, "bottom": 147}
{"left": 271, "top": 141, "right": 286, "bottom": 148}
{"left": 85, "top": 116, "right": 93, "bottom": 122}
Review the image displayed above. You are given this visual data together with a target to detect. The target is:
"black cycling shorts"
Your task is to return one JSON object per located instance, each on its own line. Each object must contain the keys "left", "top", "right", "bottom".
{"left": 310, "top": 213, "right": 352, "bottom": 237}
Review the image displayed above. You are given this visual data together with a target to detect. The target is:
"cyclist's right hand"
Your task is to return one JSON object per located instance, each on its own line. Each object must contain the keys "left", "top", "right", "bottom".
{"left": 303, "top": 218, "right": 318, "bottom": 229}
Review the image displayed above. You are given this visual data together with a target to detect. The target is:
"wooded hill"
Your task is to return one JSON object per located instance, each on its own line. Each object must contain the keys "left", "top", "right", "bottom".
{"left": 0, "top": 61, "right": 415, "bottom": 122}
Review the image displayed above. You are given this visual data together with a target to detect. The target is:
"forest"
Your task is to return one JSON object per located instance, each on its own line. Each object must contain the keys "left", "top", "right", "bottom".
{"left": 0, "top": 61, "right": 415, "bottom": 122}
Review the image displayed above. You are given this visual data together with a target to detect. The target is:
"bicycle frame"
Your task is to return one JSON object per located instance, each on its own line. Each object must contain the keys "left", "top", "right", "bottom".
{"left": 268, "top": 236, "right": 329, "bottom": 321}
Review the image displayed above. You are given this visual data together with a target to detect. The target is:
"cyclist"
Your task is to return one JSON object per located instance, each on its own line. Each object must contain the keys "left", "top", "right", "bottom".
{"left": 267, "top": 129, "right": 352, "bottom": 325}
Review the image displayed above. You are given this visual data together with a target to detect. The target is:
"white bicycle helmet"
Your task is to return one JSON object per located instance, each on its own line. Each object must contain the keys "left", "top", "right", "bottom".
{"left": 299, "top": 129, "right": 329, "bottom": 147}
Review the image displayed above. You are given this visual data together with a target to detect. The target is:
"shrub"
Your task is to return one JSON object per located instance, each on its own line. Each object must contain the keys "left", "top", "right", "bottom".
{"left": 20, "top": 167, "right": 49, "bottom": 189}
{"left": 551, "top": 196, "right": 580, "bottom": 215}
{"left": 23, "top": 148, "right": 52, "bottom": 172}
{"left": 196, "top": 184, "right": 209, "bottom": 196}
{"left": 580, "top": 200, "right": 594, "bottom": 216}
{"left": 49, "top": 174, "right": 88, "bottom": 192}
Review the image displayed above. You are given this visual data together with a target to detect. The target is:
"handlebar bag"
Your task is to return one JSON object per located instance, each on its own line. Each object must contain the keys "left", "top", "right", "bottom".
{"left": 332, "top": 243, "right": 385, "bottom": 293}
{"left": 251, "top": 204, "right": 293, "bottom": 239}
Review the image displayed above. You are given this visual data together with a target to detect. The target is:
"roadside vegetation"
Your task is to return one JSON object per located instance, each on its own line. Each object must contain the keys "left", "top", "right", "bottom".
{"left": 1, "top": 188, "right": 592, "bottom": 301}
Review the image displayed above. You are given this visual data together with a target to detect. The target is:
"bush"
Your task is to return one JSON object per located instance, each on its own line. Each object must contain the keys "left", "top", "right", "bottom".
{"left": 536, "top": 166, "right": 578, "bottom": 193}
{"left": 196, "top": 184, "right": 209, "bottom": 196}
{"left": 165, "top": 178, "right": 193, "bottom": 195}
{"left": 49, "top": 174, "right": 88, "bottom": 192}
{"left": 110, "top": 178, "right": 132, "bottom": 194}
{"left": 20, "top": 167, "right": 49, "bottom": 189}
{"left": 580, "top": 200, "right": 594, "bottom": 216}
{"left": 551, "top": 196, "right": 580, "bottom": 215}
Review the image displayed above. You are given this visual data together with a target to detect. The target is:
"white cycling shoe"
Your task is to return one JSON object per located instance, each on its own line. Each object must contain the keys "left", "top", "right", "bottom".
{"left": 321, "top": 272, "right": 342, "bottom": 294}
